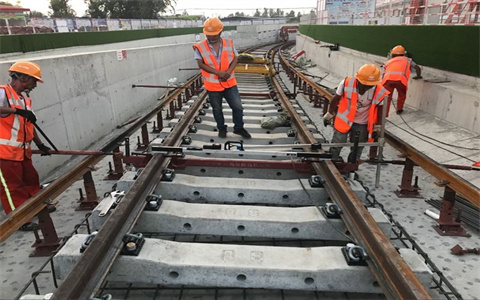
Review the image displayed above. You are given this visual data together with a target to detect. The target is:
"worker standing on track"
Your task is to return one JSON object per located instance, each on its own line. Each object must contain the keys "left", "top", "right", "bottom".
{"left": 323, "top": 64, "right": 389, "bottom": 162}
{"left": 382, "top": 45, "right": 422, "bottom": 115}
{"left": 193, "top": 17, "right": 251, "bottom": 139}
{"left": 0, "top": 61, "right": 53, "bottom": 231}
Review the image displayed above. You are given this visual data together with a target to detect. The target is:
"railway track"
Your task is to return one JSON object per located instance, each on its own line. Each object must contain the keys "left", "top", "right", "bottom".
{"left": 48, "top": 44, "right": 430, "bottom": 300}
{"left": 5, "top": 42, "right": 474, "bottom": 300}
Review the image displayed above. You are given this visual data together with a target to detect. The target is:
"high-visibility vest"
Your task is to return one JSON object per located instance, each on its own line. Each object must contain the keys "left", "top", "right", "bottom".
{"left": 333, "top": 77, "right": 389, "bottom": 142}
{"left": 193, "top": 38, "right": 237, "bottom": 92}
{"left": 383, "top": 56, "right": 412, "bottom": 86}
{"left": 0, "top": 84, "right": 34, "bottom": 161}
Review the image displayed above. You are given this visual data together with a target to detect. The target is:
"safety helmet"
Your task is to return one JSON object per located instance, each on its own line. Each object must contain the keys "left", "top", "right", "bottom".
{"left": 391, "top": 45, "right": 406, "bottom": 55}
{"left": 203, "top": 17, "right": 223, "bottom": 36}
{"left": 8, "top": 61, "right": 43, "bottom": 83}
{"left": 355, "top": 64, "right": 381, "bottom": 86}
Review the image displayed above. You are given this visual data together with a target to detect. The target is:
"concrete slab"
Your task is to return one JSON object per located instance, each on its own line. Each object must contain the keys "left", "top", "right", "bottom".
{"left": 53, "top": 236, "right": 430, "bottom": 294}
{"left": 89, "top": 200, "right": 391, "bottom": 240}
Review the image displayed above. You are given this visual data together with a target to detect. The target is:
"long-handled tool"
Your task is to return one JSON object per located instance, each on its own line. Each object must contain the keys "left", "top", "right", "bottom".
{"left": 32, "top": 149, "right": 114, "bottom": 156}
{"left": 33, "top": 123, "right": 58, "bottom": 151}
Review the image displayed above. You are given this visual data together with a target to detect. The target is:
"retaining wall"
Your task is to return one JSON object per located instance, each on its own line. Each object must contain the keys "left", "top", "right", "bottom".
{"left": 296, "top": 34, "right": 480, "bottom": 135}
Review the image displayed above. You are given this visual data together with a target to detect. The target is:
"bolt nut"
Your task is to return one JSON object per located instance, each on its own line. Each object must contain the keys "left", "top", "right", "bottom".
{"left": 126, "top": 242, "right": 137, "bottom": 252}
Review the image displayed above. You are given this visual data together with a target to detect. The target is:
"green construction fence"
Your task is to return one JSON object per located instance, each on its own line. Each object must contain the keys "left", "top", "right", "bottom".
{"left": 299, "top": 25, "right": 479, "bottom": 77}
{"left": 0, "top": 26, "right": 236, "bottom": 55}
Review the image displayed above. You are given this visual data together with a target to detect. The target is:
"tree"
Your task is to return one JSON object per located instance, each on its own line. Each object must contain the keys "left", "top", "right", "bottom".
{"left": 254, "top": 9, "right": 260, "bottom": 17}
{"left": 85, "top": 0, "right": 174, "bottom": 19}
{"left": 49, "top": 0, "right": 76, "bottom": 18}
{"left": 287, "top": 10, "right": 295, "bottom": 18}
{"left": 0, "top": 1, "right": 12, "bottom": 5}
{"left": 261, "top": 8, "right": 268, "bottom": 17}
{"left": 234, "top": 11, "right": 244, "bottom": 17}
{"left": 29, "top": 10, "right": 47, "bottom": 18}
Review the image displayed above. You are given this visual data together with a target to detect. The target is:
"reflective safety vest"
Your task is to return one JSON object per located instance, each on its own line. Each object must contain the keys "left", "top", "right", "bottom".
{"left": 383, "top": 56, "right": 412, "bottom": 86}
{"left": 334, "top": 77, "right": 389, "bottom": 142}
{"left": 193, "top": 38, "right": 237, "bottom": 91}
{"left": 0, "top": 84, "right": 34, "bottom": 161}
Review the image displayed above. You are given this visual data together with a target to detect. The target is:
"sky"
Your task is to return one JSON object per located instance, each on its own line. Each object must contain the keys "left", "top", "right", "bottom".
{"left": 7, "top": 0, "right": 317, "bottom": 18}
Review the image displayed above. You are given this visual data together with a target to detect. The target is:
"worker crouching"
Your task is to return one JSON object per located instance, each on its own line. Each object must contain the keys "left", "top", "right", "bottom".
{"left": 323, "top": 64, "right": 389, "bottom": 162}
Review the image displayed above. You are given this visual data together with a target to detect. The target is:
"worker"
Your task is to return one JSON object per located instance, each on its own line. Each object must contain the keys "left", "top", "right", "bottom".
{"left": 193, "top": 17, "right": 251, "bottom": 139}
{"left": 0, "top": 61, "right": 53, "bottom": 231}
{"left": 323, "top": 64, "right": 390, "bottom": 162}
{"left": 382, "top": 45, "right": 422, "bottom": 115}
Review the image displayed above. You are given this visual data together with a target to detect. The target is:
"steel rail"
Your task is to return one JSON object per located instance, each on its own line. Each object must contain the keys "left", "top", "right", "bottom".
{"left": 0, "top": 74, "right": 201, "bottom": 242}
{"left": 275, "top": 49, "right": 431, "bottom": 300}
{"left": 385, "top": 132, "right": 480, "bottom": 207}
{"left": 51, "top": 90, "right": 208, "bottom": 300}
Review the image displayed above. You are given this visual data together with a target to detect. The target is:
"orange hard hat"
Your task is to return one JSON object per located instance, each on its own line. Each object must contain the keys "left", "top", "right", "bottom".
{"left": 355, "top": 64, "right": 381, "bottom": 86}
{"left": 203, "top": 17, "right": 223, "bottom": 35}
{"left": 8, "top": 61, "right": 43, "bottom": 83}
{"left": 391, "top": 45, "right": 406, "bottom": 55}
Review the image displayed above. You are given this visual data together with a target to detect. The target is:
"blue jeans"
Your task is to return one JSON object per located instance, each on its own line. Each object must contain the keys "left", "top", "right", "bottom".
{"left": 207, "top": 85, "right": 244, "bottom": 131}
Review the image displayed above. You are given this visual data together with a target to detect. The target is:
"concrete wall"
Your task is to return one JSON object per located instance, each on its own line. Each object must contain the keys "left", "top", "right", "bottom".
{"left": 296, "top": 34, "right": 480, "bottom": 135}
{"left": 0, "top": 25, "right": 282, "bottom": 179}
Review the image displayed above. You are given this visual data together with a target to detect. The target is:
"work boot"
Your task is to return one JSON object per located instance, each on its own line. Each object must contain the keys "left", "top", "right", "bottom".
{"left": 396, "top": 109, "right": 404, "bottom": 115}
{"left": 47, "top": 205, "right": 56, "bottom": 213}
{"left": 19, "top": 222, "right": 39, "bottom": 232}
{"left": 233, "top": 128, "right": 251, "bottom": 139}
{"left": 218, "top": 128, "right": 227, "bottom": 138}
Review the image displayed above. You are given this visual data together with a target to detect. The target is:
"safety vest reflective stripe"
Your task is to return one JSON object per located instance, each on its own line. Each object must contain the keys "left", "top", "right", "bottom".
{"left": 0, "top": 85, "right": 34, "bottom": 161}
{"left": 194, "top": 38, "right": 237, "bottom": 91}
{"left": 334, "top": 77, "right": 358, "bottom": 133}
{"left": 0, "top": 168, "right": 15, "bottom": 212}
{"left": 367, "top": 85, "right": 389, "bottom": 142}
{"left": 383, "top": 56, "right": 412, "bottom": 86}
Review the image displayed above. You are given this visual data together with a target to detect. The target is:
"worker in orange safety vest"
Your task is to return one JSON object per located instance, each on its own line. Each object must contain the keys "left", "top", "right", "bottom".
{"left": 382, "top": 45, "right": 422, "bottom": 116}
{"left": 193, "top": 17, "right": 251, "bottom": 139}
{"left": 323, "top": 64, "right": 390, "bottom": 162}
{"left": 0, "top": 61, "right": 52, "bottom": 231}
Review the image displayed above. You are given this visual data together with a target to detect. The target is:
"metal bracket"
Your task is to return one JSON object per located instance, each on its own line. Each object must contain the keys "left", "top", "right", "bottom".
{"left": 121, "top": 233, "right": 145, "bottom": 256}
{"left": 342, "top": 243, "right": 368, "bottom": 266}
{"left": 309, "top": 175, "right": 325, "bottom": 188}
{"left": 145, "top": 194, "right": 162, "bottom": 211}
{"left": 182, "top": 136, "right": 192, "bottom": 145}
{"left": 287, "top": 129, "right": 296, "bottom": 137}
{"left": 323, "top": 203, "right": 342, "bottom": 219}
{"left": 194, "top": 116, "right": 202, "bottom": 123}
{"left": 99, "top": 191, "right": 125, "bottom": 217}
{"left": 198, "top": 109, "right": 206, "bottom": 116}
{"left": 80, "top": 231, "right": 98, "bottom": 253}
{"left": 133, "top": 168, "right": 144, "bottom": 180}
{"left": 162, "top": 168, "right": 175, "bottom": 181}
{"left": 188, "top": 125, "right": 198, "bottom": 133}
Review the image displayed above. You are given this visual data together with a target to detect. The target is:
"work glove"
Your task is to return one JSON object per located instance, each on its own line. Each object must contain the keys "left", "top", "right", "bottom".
{"left": 323, "top": 112, "right": 334, "bottom": 127}
{"left": 413, "top": 75, "right": 422, "bottom": 80}
{"left": 37, "top": 143, "right": 51, "bottom": 156}
{"left": 15, "top": 108, "right": 37, "bottom": 123}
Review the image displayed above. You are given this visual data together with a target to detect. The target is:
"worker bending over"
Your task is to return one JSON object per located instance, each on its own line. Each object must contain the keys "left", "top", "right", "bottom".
{"left": 193, "top": 17, "right": 251, "bottom": 139}
{"left": 0, "top": 61, "right": 52, "bottom": 231}
{"left": 323, "top": 64, "right": 389, "bottom": 162}
{"left": 383, "top": 45, "right": 422, "bottom": 115}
